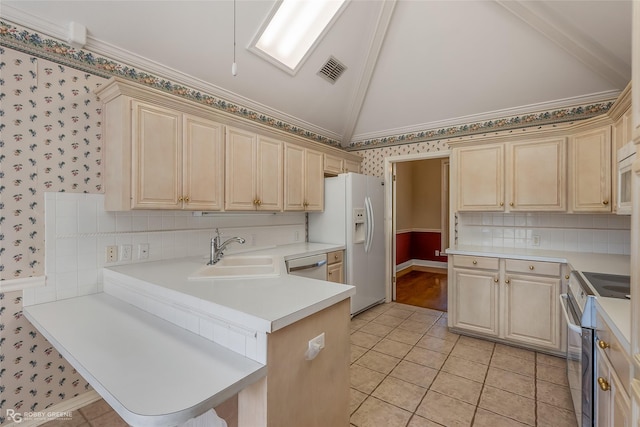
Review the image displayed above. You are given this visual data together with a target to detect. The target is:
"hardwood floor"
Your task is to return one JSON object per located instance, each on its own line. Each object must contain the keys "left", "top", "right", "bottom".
{"left": 395, "top": 267, "right": 448, "bottom": 311}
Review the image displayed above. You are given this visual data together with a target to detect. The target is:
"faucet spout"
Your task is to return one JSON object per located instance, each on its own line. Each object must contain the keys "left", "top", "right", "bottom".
{"left": 208, "top": 229, "right": 245, "bottom": 265}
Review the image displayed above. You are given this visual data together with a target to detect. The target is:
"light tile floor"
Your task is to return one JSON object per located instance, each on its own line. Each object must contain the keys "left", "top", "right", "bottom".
{"left": 40, "top": 399, "right": 127, "bottom": 427}
{"left": 350, "top": 302, "right": 578, "bottom": 427}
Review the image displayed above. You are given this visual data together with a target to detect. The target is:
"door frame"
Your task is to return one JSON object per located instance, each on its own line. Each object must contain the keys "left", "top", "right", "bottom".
{"left": 383, "top": 150, "right": 451, "bottom": 302}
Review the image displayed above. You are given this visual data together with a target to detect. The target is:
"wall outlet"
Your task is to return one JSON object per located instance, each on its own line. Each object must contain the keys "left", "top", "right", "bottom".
{"left": 435, "top": 250, "right": 440, "bottom": 256}
{"left": 105, "top": 245, "right": 118, "bottom": 263}
{"left": 138, "top": 243, "right": 150, "bottom": 260}
{"left": 532, "top": 235, "right": 541, "bottom": 246}
{"left": 294, "top": 231, "right": 300, "bottom": 242}
{"left": 120, "top": 244, "right": 132, "bottom": 261}
{"left": 309, "top": 332, "right": 325, "bottom": 350}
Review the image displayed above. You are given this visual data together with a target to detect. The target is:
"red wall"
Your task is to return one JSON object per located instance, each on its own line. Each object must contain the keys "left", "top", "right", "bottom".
{"left": 396, "top": 231, "right": 448, "bottom": 265}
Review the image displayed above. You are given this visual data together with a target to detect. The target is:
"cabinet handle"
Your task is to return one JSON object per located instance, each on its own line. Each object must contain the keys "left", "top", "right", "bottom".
{"left": 509, "top": 202, "right": 514, "bottom": 207}
{"left": 505, "top": 279, "right": 511, "bottom": 284}
{"left": 184, "top": 196, "right": 190, "bottom": 203}
{"left": 178, "top": 196, "right": 184, "bottom": 202}
{"left": 253, "top": 199, "right": 258, "bottom": 205}
{"left": 598, "top": 339, "right": 609, "bottom": 350}
{"left": 472, "top": 260, "right": 478, "bottom": 265}
{"left": 303, "top": 201, "right": 309, "bottom": 208}
{"left": 494, "top": 277, "right": 499, "bottom": 283}
{"left": 328, "top": 271, "right": 333, "bottom": 276}
{"left": 500, "top": 202, "right": 504, "bottom": 207}
{"left": 597, "top": 377, "right": 610, "bottom": 391}
{"left": 603, "top": 200, "right": 609, "bottom": 205}
{"left": 334, "top": 254, "right": 339, "bottom": 260}
{"left": 257, "top": 199, "right": 262, "bottom": 206}
{"left": 565, "top": 275, "right": 570, "bottom": 280}
{"left": 529, "top": 265, "right": 534, "bottom": 270}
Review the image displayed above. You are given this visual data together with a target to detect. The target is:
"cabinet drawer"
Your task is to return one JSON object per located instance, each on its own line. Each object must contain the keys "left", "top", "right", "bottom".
{"left": 596, "top": 311, "right": 631, "bottom": 395}
{"left": 452, "top": 255, "right": 499, "bottom": 270}
{"left": 327, "top": 250, "right": 344, "bottom": 265}
{"left": 505, "top": 259, "right": 560, "bottom": 276}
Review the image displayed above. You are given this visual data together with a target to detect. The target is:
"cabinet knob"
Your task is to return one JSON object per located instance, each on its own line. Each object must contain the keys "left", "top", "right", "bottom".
{"left": 505, "top": 279, "right": 511, "bottom": 284}
{"left": 178, "top": 196, "right": 184, "bottom": 202}
{"left": 257, "top": 199, "right": 262, "bottom": 206}
{"left": 472, "top": 260, "right": 478, "bottom": 265}
{"left": 565, "top": 275, "right": 570, "bottom": 280}
{"left": 500, "top": 202, "right": 504, "bottom": 207}
{"left": 328, "top": 271, "right": 332, "bottom": 276}
{"left": 494, "top": 277, "right": 499, "bottom": 283}
{"left": 303, "top": 201, "right": 309, "bottom": 208}
{"left": 335, "top": 254, "right": 339, "bottom": 260}
{"left": 597, "top": 377, "right": 610, "bottom": 391}
{"left": 253, "top": 199, "right": 258, "bottom": 205}
{"left": 529, "top": 265, "right": 534, "bottom": 270}
{"left": 598, "top": 339, "right": 609, "bottom": 350}
{"left": 509, "top": 202, "right": 514, "bottom": 207}
{"left": 184, "top": 196, "right": 190, "bottom": 203}
{"left": 603, "top": 200, "right": 609, "bottom": 205}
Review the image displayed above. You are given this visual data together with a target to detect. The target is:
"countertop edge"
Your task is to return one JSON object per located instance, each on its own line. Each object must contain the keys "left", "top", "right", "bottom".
{"left": 24, "top": 294, "right": 267, "bottom": 427}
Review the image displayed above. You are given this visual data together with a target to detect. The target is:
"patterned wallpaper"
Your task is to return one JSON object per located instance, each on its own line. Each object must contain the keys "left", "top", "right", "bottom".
{"left": 0, "top": 47, "right": 102, "bottom": 423}
{"left": 354, "top": 139, "right": 450, "bottom": 177}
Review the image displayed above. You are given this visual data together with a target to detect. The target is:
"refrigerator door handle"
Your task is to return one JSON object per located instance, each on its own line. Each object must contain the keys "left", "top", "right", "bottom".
{"left": 365, "top": 197, "right": 374, "bottom": 253}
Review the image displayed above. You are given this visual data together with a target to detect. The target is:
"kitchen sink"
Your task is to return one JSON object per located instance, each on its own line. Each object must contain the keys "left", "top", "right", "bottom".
{"left": 188, "top": 255, "right": 280, "bottom": 280}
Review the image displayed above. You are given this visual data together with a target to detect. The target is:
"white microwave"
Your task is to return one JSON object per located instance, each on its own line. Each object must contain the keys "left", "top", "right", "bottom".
{"left": 617, "top": 141, "right": 636, "bottom": 215}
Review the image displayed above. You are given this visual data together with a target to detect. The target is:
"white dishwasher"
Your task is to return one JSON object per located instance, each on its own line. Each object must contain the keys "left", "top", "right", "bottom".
{"left": 286, "top": 254, "right": 328, "bottom": 280}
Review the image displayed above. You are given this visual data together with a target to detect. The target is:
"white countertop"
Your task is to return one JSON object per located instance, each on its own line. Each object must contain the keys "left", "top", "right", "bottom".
{"left": 596, "top": 297, "right": 632, "bottom": 353}
{"left": 447, "top": 245, "right": 630, "bottom": 276}
{"left": 105, "top": 243, "right": 354, "bottom": 333}
{"left": 24, "top": 293, "right": 266, "bottom": 427}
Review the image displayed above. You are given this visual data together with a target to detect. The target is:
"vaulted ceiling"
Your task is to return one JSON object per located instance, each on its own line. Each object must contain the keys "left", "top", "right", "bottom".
{"left": 3, "top": 0, "right": 632, "bottom": 148}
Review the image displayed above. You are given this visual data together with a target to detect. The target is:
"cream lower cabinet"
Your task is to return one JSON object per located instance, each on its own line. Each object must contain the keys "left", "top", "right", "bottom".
{"left": 596, "top": 345, "right": 631, "bottom": 427}
{"left": 569, "top": 125, "right": 612, "bottom": 212}
{"left": 284, "top": 144, "right": 324, "bottom": 211}
{"left": 327, "top": 250, "right": 345, "bottom": 284}
{"left": 449, "top": 255, "right": 563, "bottom": 352}
{"left": 450, "top": 256, "right": 500, "bottom": 336}
{"left": 225, "top": 127, "right": 283, "bottom": 211}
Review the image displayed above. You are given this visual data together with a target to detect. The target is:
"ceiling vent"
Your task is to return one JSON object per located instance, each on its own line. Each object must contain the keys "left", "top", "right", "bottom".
{"left": 318, "top": 56, "right": 346, "bottom": 84}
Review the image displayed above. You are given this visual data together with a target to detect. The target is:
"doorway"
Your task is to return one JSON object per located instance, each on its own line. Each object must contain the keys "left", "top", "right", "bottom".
{"left": 383, "top": 151, "right": 451, "bottom": 311}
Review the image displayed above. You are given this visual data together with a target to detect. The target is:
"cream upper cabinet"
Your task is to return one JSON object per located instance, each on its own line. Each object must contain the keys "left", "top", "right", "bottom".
{"left": 456, "top": 143, "right": 504, "bottom": 211}
{"left": 324, "top": 154, "right": 343, "bottom": 176}
{"left": 225, "top": 127, "right": 283, "bottom": 211}
{"left": 344, "top": 159, "right": 361, "bottom": 173}
{"left": 128, "top": 101, "right": 223, "bottom": 211}
{"left": 182, "top": 115, "right": 224, "bottom": 211}
{"left": 284, "top": 144, "right": 324, "bottom": 211}
{"left": 612, "top": 108, "right": 631, "bottom": 212}
{"left": 569, "top": 126, "right": 612, "bottom": 212}
{"left": 506, "top": 138, "right": 566, "bottom": 211}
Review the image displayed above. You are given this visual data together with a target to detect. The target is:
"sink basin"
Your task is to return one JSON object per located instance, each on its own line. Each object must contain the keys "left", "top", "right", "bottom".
{"left": 188, "top": 255, "right": 280, "bottom": 280}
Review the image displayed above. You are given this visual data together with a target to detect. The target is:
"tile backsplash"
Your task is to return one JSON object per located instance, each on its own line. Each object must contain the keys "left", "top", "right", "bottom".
{"left": 23, "top": 192, "right": 305, "bottom": 306}
{"left": 457, "top": 212, "right": 631, "bottom": 254}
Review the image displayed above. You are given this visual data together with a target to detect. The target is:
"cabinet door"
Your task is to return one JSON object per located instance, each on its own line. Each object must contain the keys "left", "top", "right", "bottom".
{"left": 507, "top": 138, "right": 566, "bottom": 211}
{"left": 131, "top": 101, "right": 182, "bottom": 209}
{"left": 596, "top": 346, "right": 612, "bottom": 427}
{"left": 612, "top": 370, "right": 631, "bottom": 427}
{"left": 569, "top": 126, "right": 612, "bottom": 212}
{"left": 225, "top": 127, "right": 257, "bottom": 210}
{"left": 182, "top": 115, "right": 224, "bottom": 211}
{"left": 456, "top": 144, "right": 504, "bottom": 211}
{"left": 256, "top": 136, "right": 283, "bottom": 211}
{"left": 344, "top": 159, "right": 361, "bottom": 173}
{"left": 503, "top": 274, "right": 560, "bottom": 350}
{"left": 451, "top": 267, "right": 499, "bottom": 336}
{"left": 305, "top": 149, "right": 324, "bottom": 211}
{"left": 324, "top": 154, "right": 343, "bottom": 176}
{"left": 284, "top": 144, "right": 306, "bottom": 211}
{"left": 327, "top": 262, "right": 344, "bottom": 284}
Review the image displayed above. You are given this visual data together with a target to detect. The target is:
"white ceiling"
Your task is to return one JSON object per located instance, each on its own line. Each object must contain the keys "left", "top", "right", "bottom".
{"left": 3, "top": 0, "right": 632, "bottom": 148}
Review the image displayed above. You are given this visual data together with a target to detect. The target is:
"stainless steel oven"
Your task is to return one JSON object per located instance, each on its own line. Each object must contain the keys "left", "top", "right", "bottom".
{"left": 559, "top": 270, "right": 631, "bottom": 427}
{"left": 560, "top": 271, "right": 595, "bottom": 427}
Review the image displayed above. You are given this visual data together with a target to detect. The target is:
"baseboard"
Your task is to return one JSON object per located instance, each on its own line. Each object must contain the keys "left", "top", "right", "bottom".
{"left": 4, "top": 390, "right": 101, "bottom": 427}
{"left": 395, "top": 259, "right": 448, "bottom": 273}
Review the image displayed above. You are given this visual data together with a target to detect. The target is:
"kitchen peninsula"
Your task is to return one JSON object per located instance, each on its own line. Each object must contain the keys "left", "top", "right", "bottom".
{"left": 24, "top": 243, "right": 354, "bottom": 427}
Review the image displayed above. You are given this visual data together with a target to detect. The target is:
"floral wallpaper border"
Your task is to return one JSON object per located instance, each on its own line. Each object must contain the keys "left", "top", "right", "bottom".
{"left": 348, "top": 101, "right": 614, "bottom": 150}
{"left": 0, "top": 19, "right": 343, "bottom": 148}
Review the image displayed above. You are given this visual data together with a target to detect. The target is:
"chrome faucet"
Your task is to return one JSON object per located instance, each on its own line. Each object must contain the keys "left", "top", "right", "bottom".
{"left": 208, "top": 228, "right": 246, "bottom": 265}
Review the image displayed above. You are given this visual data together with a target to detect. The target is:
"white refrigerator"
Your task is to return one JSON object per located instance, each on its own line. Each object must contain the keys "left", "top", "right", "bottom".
{"left": 308, "top": 173, "right": 386, "bottom": 315}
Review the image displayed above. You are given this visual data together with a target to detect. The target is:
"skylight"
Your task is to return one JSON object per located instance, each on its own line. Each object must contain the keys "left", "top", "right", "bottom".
{"left": 250, "top": 0, "right": 347, "bottom": 74}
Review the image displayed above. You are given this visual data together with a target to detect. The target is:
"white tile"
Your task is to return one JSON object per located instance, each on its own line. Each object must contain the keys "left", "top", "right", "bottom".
{"left": 228, "top": 330, "right": 246, "bottom": 356}
{"left": 78, "top": 282, "right": 99, "bottom": 296}
{"left": 56, "top": 216, "right": 78, "bottom": 235}
{"left": 34, "top": 284, "right": 57, "bottom": 304}
{"left": 214, "top": 323, "right": 230, "bottom": 348}
{"left": 23, "top": 288, "right": 36, "bottom": 306}
{"left": 148, "top": 215, "right": 163, "bottom": 231}
{"left": 77, "top": 268, "right": 98, "bottom": 286}
{"left": 246, "top": 336, "right": 258, "bottom": 361}
{"left": 78, "top": 250, "right": 97, "bottom": 271}
{"left": 199, "top": 319, "right": 215, "bottom": 341}
{"left": 593, "top": 215, "right": 609, "bottom": 228}
{"left": 97, "top": 214, "right": 116, "bottom": 232}
{"left": 132, "top": 216, "right": 149, "bottom": 231}
{"left": 56, "top": 199, "right": 78, "bottom": 218}
{"left": 56, "top": 271, "right": 78, "bottom": 300}
{"left": 162, "top": 216, "right": 176, "bottom": 230}
{"left": 56, "top": 254, "right": 78, "bottom": 273}
{"left": 116, "top": 216, "right": 133, "bottom": 232}
{"left": 184, "top": 313, "right": 200, "bottom": 334}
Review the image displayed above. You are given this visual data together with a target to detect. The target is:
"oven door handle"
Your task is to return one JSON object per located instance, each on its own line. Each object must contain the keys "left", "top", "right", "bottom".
{"left": 559, "top": 294, "right": 583, "bottom": 334}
